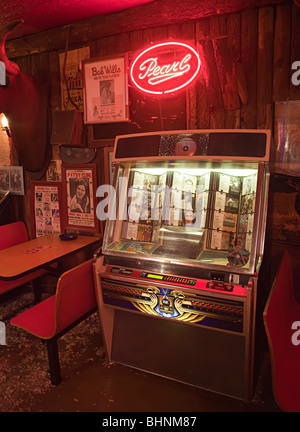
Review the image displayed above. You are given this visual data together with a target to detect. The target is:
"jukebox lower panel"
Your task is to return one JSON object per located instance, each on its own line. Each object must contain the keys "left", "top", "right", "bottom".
{"left": 100, "top": 276, "right": 244, "bottom": 333}
{"left": 111, "top": 309, "right": 246, "bottom": 400}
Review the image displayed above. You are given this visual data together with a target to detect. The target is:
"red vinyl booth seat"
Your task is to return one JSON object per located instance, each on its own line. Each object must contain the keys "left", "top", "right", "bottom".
{"left": 263, "top": 251, "right": 300, "bottom": 412}
{"left": 0, "top": 221, "right": 48, "bottom": 299}
{"left": 10, "top": 259, "right": 97, "bottom": 385}
{"left": 0, "top": 220, "right": 29, "bottom": 251}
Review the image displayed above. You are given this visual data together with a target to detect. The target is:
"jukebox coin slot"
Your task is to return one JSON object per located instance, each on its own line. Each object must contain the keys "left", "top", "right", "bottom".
{"left": 210, "top": 271, "right": 225, "bottom": 281}
{"left": 110, "top": 267, "right": 133, "bottom": 276}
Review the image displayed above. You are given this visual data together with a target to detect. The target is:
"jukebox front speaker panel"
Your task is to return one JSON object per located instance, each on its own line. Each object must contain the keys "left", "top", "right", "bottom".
{"left": 111, "top": 308, "right": 246, "bottom": 400}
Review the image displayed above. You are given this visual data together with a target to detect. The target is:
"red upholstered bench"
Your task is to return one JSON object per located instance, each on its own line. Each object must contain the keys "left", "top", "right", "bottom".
{"left": 263, "top": 251, "right": 300, "bottom": 412}
{"left": 0, "top": 221, "right": 48, "bottom": 301}
{"left": 10, "top": 259, "right": 97, "bottom": 385}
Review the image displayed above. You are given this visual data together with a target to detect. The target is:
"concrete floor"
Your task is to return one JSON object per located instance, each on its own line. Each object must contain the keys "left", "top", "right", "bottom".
{"left": 0, "top": 287, "right": 280, "bottom": 413}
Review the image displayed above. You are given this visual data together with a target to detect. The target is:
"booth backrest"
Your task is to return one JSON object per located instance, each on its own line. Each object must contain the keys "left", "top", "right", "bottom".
{"left": 263, "top": 251, "right": 300, "bottom": 411}
{"left": 0, "top": 221, "right": 29, "bottom": 251}
{"left": 54, "top": 259, "right": 96, "bottom": 335}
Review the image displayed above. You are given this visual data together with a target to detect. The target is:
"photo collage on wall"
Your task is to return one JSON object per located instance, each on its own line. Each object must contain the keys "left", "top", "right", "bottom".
{"left": 164, "top": 171, "right": 210, "bottom": 229}
{"left": 208, "top": 173, "right": 257, "bottom": 252}
{"left": 121, "top": 171, "right": 165, "bottom": 243}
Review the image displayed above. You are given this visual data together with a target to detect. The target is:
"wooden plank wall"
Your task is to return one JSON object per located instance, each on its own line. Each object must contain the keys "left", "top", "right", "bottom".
{"left": 10, "top": 2, "right": 300, "bottom": 236}
{"left": 13, "top": 3, "right": 300, "bottom": 134}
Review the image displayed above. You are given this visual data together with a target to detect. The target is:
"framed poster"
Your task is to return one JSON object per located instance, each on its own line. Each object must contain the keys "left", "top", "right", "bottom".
{"left": 274, "top": 101, "right": 300, "bottom": 177}
{"left": 59, "top": 46, "right": 90, "bottom": 111}
{"left": 62, "top": 164, "right": 98, "bottom": 232}
{"left": 83, "top": 55, "right": 129, "bottom": 124}
{"left": 270, "top": 173, "right": 300, "bottom": 245}
{"left": 30, "top": 181, "right": 63, "bottom": 238}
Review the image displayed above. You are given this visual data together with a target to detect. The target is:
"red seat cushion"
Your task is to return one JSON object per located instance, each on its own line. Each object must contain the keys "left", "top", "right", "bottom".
{"left": 0, "top": 268, "right": 48, "bottom": 295}
{"left": 10, "top": 260, "right": 96, "bottom": 341}
{"left": 10, "top": 295, "right": 56, "bottom": 339}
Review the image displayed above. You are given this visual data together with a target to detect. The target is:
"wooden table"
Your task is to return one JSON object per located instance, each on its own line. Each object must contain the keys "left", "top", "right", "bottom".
{"left": 0, "top": 233, "right": 101, "bottom": 281}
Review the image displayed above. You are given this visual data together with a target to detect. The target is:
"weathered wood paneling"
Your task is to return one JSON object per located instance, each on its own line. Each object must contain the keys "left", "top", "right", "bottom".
{"left": 10, "top": 2, "right": 300, "bottom": 130}
{"left": 5, "top": 2, "right": 300, "bottom": 234}
{"left": 273, "top": 4, "right": 291, "bottom": 102}
{"left": 240, "top": 8, "right": 258, "bottom": 129}
{"left": 257, "top": 7, "right": 274, "bottom": 129}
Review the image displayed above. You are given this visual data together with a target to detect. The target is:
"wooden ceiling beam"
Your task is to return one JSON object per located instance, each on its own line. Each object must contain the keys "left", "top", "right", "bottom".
{"left": 6, "top": 0, "right": 288, "bottom": 58}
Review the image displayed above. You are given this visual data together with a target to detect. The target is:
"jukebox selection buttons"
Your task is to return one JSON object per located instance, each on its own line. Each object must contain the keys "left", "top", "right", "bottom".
{"left": 140, "top": 272, "right": 197, "bottom": 286}
{"left": 182, "top": 301, "right": 243, "bottom": 319}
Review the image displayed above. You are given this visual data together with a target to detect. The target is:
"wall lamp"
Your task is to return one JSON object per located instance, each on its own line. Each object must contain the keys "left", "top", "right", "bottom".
{"left": 1, "top": 115, "right": 11, "bottom": 138}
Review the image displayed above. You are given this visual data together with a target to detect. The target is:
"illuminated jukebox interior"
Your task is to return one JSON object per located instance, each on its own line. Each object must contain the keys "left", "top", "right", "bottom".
{"left": 94, "top": 129, "right": 271, "bottom": 401}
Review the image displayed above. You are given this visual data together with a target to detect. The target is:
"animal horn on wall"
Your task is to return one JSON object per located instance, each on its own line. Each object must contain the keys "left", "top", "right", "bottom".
{"left": 0, "top": 20, "right": 23, "bottom": 76}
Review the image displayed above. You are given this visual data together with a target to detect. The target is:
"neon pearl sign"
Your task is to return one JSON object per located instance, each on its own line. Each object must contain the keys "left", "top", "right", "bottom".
{"left": 130, "top": 41, "right": 201, "bottom": 95}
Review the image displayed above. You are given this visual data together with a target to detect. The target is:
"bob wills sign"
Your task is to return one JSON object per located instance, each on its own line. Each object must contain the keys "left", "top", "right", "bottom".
{"left": 130, "top": 41, "right": 201, "bottom": 95}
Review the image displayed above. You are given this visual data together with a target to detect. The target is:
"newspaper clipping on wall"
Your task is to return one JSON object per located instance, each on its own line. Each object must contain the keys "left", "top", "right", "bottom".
{"left": 59, "top": 46, "right": 90, "bottom": 111}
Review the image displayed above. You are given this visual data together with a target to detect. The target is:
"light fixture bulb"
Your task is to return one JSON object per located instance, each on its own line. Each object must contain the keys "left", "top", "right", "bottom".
{"left": 1, "top": 115, "right": 8, "bottom": 127}
{"left": 1, "top": 115, "right": 9, "bottom": 128}
{"left": 1, "top": 115, "right": 11, "bottom": 137}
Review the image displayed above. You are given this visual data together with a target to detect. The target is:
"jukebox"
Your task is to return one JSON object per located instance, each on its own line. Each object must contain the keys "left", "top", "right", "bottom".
{"left": 94, "top": 129, "right": 271, "bottom": 401}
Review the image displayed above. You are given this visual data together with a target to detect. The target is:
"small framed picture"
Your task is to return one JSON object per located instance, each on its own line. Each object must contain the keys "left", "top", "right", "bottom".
{"left": 62, "top": 164, "right": 98, "bottom": 232}
{"left": 274, "top": 101, "right": 300, "bottom": 176}
{"left": 46, "top": 160, "right": 62, "bottom": 182}
{"left": 82, "top": 55, "right": 129, "bottom": 124}
{"left": 30, "top": 181, "right": 63, "bottom": 238}
{"left": 103, "top": 146, "right": 115, "bottom": 185}
{"left": 0, "top": 166, "right": 24, "bottom": 195}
